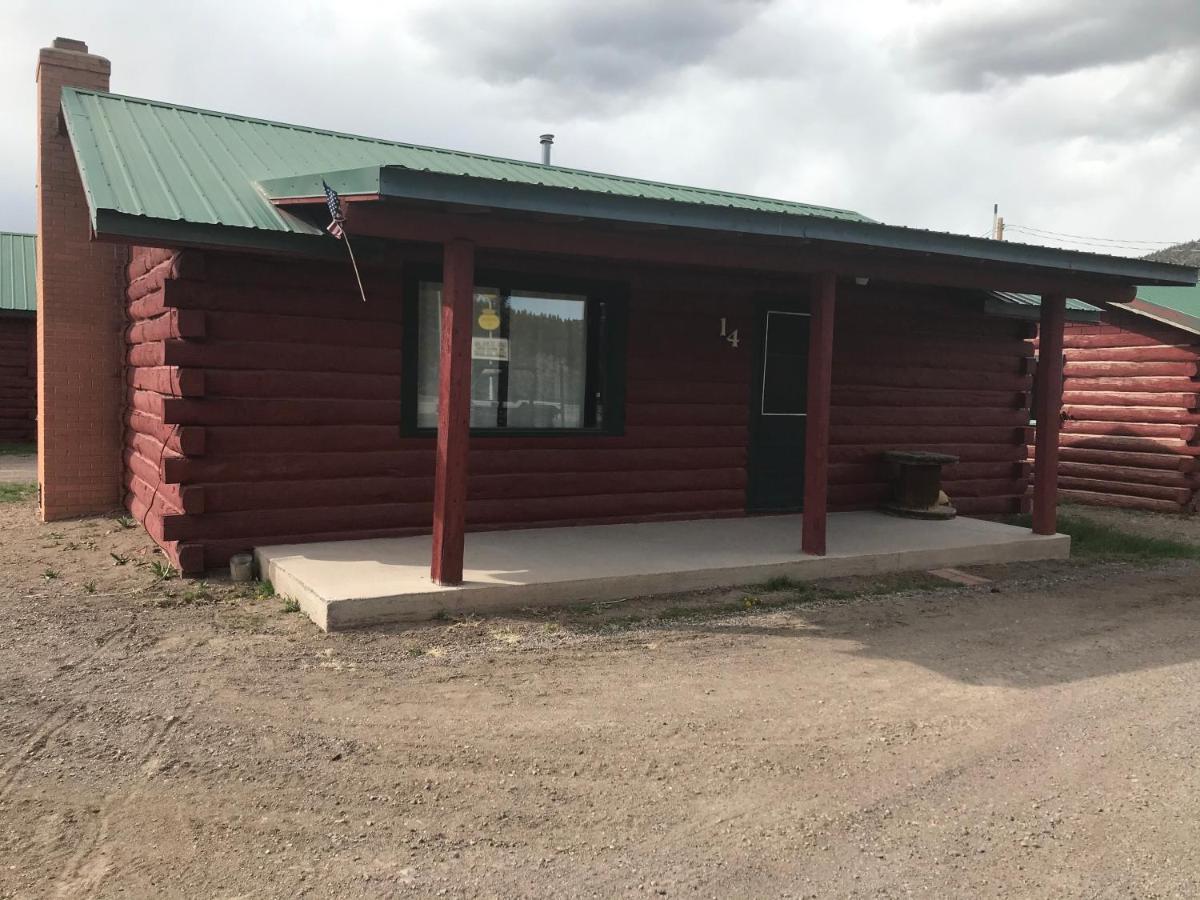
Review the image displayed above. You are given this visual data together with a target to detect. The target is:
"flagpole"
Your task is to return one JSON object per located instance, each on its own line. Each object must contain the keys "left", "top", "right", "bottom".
{"left": 322, "top": 179, "right": 367, "bottom": 303}
{"left": 341, "top": 230, "right": 368, "bottom": 303}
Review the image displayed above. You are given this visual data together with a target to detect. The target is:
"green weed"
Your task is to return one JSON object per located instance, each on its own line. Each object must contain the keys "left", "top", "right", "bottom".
{"left": 0, "top": 483, "right": 36, "bottom": 504}
{"left": 150, "top": 561, "right": 176, "bottom": 581}
{"left": 757, "top": 575, "right": 801, "bottom": 592}
{"left": 182, "top": 581, "right": 212, "bottom": 604}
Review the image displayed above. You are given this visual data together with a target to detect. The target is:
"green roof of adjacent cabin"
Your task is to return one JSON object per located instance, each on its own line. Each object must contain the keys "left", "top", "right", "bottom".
{"left": 0, "top": 232, "right": 36, "bottom": 315}
{"left": 1137, "top": 283, "right": 1200, "bottom": 319}
{"left": 989, "top": 291, "right": 1101, "bottom": 315}
{"left": 60, "top": 87, "right": 869, "bottom": 242}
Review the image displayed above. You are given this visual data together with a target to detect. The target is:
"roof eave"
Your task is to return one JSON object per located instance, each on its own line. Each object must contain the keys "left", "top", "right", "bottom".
{"left": 92, "top": 209, "right": 345, "bottom": 258}
{"left": 1109, "top": 297, "right": 1200, "bottom": 337}
{"left": 266, "top": 166, "right": 1199, "bottom": 288}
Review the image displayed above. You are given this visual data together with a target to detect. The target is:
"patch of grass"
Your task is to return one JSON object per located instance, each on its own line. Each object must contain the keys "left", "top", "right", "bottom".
{"left": 0, "top": 483, "right": 36, "bottom": 504}
{"left": 114, "top": 515, "right": 137, "bottom": 529}
{"left": 181, "top": 581, "right": 212, "bottom": 604}
{"left": 281, "top": 597, "right": 300, "bottom": 614}
{"left": 42, "top": 568, "right": 58, "bottom": 580}
{"left": 598, "top": 572, "right": 951, "bottom": 632}
{"left": 1013, "top": 513, "right": 1200, "bottom": 562}
{"left": 150, "top": 561, "right": 176, "bottom": 581}
{"left": 657, "top": 605, "right": 694, "bottom": 622}
{"left": 110, "top": 552, "right": 130, "bottom": 566}
{"left": 0, "top": 442, "right": 35, "bottom": 456}
{"left": 756, "top": 575, "right": 802, "bottom": 592}
{"left": 254, "top": 579, "right": 275, "bottom": 599}
{"left": 83, "top": 581, "right": 97, "bottom": 594}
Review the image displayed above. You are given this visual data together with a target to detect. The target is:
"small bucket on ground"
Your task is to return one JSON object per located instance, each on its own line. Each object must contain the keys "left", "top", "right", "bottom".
{"left": 229, "top": 552, "right": 254, "bottom": 582}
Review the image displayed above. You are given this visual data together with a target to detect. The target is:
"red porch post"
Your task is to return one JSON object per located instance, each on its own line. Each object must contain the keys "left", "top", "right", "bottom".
{"left": 802, "top": 271, "right": 837, "bottom": 555}
{"left": 431, "top": 238, "right": 475, "bottom": 585}
{"left": 1032, "top": 292, "right": 1066, "bottom": 535}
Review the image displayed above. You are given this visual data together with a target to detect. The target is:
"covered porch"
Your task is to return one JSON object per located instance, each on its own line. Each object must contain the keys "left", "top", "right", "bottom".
{"left": 263, "top": 169, "right": 1189, "bottom": 591}
{"left": 256, "top": 511, "right": 1069, "bottom": 630}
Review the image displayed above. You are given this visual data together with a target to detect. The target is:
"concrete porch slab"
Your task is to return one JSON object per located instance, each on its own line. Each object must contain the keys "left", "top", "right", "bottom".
{"left": 255, "top": 512, "right": 1069, "bottom": 631}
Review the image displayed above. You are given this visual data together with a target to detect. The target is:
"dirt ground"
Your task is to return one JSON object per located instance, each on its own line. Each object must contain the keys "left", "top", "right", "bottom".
{"left": 1, "top": 496, "right": 1199, "bottom": 899}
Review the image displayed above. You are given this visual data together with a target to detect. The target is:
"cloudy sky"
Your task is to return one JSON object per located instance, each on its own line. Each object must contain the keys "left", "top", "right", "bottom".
{"left": 1, "top": 0, "right": 1197, "bottom": 257}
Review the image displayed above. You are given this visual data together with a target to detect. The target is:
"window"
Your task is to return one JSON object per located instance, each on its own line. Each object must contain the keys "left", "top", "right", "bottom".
{"left": 405, "top": 270, "right": 625, "bottom": 434}
{"left": 760, "top": 310, "right": 810, "bottom": 416}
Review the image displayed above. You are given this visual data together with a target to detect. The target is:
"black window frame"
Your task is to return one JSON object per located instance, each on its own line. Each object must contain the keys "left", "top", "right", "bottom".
{"left": 401, "top": 264, "right": 628, "bottom": 438}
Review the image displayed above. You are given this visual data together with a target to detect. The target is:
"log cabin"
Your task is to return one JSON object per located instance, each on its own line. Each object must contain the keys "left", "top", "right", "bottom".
{"left": 33, "top": 38, "right": 1198, "bottom": 578}
{"left": 0, "top": 232, "right": 37, "bottom": 445}
{"left": 1047, "top": 275, "right": 1200, "bottom": 514}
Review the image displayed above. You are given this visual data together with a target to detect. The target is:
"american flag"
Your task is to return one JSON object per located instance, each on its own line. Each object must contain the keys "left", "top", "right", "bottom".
{"left": 322, "top": 180, "right": 345, "bottom": 239}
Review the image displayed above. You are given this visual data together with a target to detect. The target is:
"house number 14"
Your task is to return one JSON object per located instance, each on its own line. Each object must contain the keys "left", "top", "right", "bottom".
{"left": 719, "top": 318, "right": 739, "bottom": 348}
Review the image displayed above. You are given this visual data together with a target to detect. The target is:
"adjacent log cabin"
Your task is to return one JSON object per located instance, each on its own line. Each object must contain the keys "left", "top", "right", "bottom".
{"left": 0, "top": 232, "right": 37, "bottom": 444}
{"left": 1046, "top": 280, "right": 1200, "bottom": 514}
{"left": 35, "top": 39, "right": 1198, "bottom": 576}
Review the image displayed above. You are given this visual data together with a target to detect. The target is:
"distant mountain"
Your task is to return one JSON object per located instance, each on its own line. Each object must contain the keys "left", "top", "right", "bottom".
{"left": 1145, "top": 239, "right": 1200, "bottom": 266}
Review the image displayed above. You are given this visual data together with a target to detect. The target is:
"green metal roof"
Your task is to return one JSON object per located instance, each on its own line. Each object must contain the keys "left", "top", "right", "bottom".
{"left": 58, "top": 87, "right": 1199, "bottom": 290}
{"left": 1135, "top": 284, "right": 1200, "bottom": 321}
{"left": 0, "top": 232, "right": 36, "bottom": 315}
{"left": 60, "top": 86, "right": 869, "bottom": 242}
{"left": 1108, "top": 284, "right": 1200, "bottom": 335}
{"left": 986, "top": 292, "right": 1101, "bottom": 323}
{"left": 990, "top": 291, "right": 1101, "bottom": 314}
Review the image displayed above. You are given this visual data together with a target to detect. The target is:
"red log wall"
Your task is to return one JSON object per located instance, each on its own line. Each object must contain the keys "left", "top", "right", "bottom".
{"left": 829, "top": 285, "right": 1033, "bottom": 515}
{"left": 124, "top": 249, "right": 1033, "bottom": 572}
{"left": 1040, "top": 310, "right": 1200, "bottom": 513}
{"left": 0, "top": 315, "right": 36, "bottom": 443}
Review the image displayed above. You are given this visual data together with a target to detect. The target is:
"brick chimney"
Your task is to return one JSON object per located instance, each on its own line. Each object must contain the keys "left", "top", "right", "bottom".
{"left": 36, "top": 38, "right": 126, "bottom": 520}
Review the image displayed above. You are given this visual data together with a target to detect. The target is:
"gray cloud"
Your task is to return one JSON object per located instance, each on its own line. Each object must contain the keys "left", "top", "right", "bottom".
{"left": 909, "top": 0, "right": 1200, "bottom": 92}
{"left": 412, "top": 0, "right": 769, "bottom": 103}
{"left": 0, "top": 0, "right": 1196, "bottom": 256}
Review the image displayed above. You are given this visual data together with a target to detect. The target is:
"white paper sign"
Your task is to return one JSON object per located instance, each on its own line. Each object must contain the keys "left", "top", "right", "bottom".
{"left": 472, "top": 337, "right": 510, "bottom": 361}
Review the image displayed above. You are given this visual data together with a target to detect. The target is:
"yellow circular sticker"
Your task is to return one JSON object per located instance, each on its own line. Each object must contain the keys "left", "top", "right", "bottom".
{"left": 478, "top": 310, "right": 501, "bottom": 331}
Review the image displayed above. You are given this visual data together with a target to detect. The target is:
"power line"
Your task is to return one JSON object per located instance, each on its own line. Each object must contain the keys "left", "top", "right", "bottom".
{"left": 1008, "top": 223, "right": 1183, "bottom": 244}
{"left": 1007, "top": 230, "right": 1174, "bottom": 250}
{"left": 1005, "top": 229, "right": 1188, "bottom": 253}
{"left": 1007, "top": 223, "right": 1189, "bottom": 248}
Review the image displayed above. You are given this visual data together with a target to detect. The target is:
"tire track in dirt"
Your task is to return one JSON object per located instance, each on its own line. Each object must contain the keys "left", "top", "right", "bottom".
{"left": 0, "top": 619, "right": 137, "bottom": 802}
{"left": 51, "top": 697, "right": 193, "bottom": 899}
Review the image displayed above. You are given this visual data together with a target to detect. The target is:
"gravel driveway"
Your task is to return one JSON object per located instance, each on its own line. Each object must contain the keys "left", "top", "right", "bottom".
{"left": 0, "top": 498, "right": 1198, "bottom": 897}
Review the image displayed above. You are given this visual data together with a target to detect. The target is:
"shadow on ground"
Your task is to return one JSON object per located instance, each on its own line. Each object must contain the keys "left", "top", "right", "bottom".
{"left": 660, "top": 559, "right": 1200, "bottom": 690}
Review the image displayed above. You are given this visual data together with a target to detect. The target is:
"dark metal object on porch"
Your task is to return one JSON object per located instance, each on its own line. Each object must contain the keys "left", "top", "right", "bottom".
{"left": 881, "top": 450, "right": 960, "bottom": 520}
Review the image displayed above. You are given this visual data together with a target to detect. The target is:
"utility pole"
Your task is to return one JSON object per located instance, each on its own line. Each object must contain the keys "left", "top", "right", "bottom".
{"left": 992, "top": 203, "right": 1005, "bottom": 241}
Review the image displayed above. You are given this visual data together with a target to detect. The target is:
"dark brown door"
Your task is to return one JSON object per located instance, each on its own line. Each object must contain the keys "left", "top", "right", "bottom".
{"left": 747, "top": 299, "right": 810, "bottom": 511}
